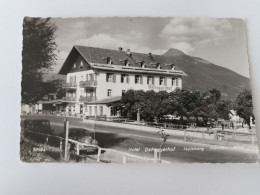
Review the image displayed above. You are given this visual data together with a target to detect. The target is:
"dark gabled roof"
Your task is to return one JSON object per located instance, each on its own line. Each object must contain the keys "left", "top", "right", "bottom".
{"left": 59, "top": 45, "right": 184, "bottom": 75}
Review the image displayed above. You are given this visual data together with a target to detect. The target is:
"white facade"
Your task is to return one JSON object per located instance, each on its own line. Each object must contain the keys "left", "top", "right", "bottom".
{"left": 63, "top": 68, "right": 183, "bottom": 117}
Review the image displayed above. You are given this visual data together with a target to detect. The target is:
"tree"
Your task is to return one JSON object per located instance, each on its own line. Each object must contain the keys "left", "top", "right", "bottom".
{"left": 168, "top": 89, "right": 202, "bottom": 123}
{"left": 235, "top": 90, "right": 254, "bottom": 128}
{"left": 22, "top": 17, "right": 58, "bottom": 104}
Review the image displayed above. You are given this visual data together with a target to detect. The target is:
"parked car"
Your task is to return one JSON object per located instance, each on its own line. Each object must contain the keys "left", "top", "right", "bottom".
{"left": 22, "top": 119, "right": 55, "bottom": 142}
{"left": 69, "top": 128, "right": 99, "bottom": 155}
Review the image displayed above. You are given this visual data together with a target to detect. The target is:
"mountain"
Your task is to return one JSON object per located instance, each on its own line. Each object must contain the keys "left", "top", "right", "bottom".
{"left": 164, "top": 48, "right": 186, "bottom": 57}
{"left": 163, "top": 49, "right": 251, "bottom": 100}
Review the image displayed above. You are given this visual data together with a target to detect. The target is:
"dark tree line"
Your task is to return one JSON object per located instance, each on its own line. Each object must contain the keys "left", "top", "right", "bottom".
{"left": 110, "top": 88, "right": 254, "bottom": 127}
{"left": 110, "top": 88, "right": 232, "bottom": 124}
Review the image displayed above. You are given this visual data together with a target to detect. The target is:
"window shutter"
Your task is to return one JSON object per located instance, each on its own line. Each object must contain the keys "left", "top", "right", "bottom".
{"left": 152, "top": 77, "right": 154, "bottom": 85}
{"left": 113, "top": 74, "right": 116, "bottom": 83}
{"left": 140, "top": 76, "right": 143, "bottom": 84}
{"left": 126, "top": 75, "right": 129, "bottom": 83}
{"left": 106, "top": 74, "right": 108, "bottom": 82}
{"left": 164, "top": 78, "right": 167, "bottom": 86}
{"left": 74, "top": 76, "right": 76, "bottom": 83}
{"left": 86, "top": 74, "right": 88, "bottom": 81}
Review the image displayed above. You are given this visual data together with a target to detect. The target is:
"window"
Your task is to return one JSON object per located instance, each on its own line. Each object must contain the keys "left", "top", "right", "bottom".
{"left": 94, "top": 106, "right": 97, "bottom": 115}
{"left": 122, "top": 90, "right": 126, "bottom": 95}
{"left": 172, "top": 78, "right": 176, "bottom": 86}
{"left": 89, "top": 106, "right": 92, "bottom": 115}
{"left": 89, "top": 73, "right": 94, "bottom": 81}
{"left": 69, "top": 76, "right": 76, "bottom": 83}
{"left": 176, "top": 78, "right": 179, "bottom": 86}
{"left": 99, "top": 106, "right": 103, "bottom": 116}
{"left": 86, "top": 74, "right": 88, "bottom": 81}
{"left": 135, "top": 75, "right": 143, "bottom": 84}
{"left": 107, "top": 89, "right": 112, "bottom": 97}
{"left": 106, "top": 73, "right": 115, "bottom": 82}
{"left": 111, "top": 108, "right": 117, "bottom": 116}
{"left": 80, "top": 61, "right": 83, "bottom": 68}
{"left": 121, "top": 74, "right": 129, "bottom": 83}
{"left": 160, "top": 77, "right": 165, "bottom": 85}
{"left": 147, "top": 76, "right": 154, "bottom": 85}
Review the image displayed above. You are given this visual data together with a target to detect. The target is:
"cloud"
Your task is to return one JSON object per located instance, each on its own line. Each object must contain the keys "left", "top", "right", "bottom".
{"left": 74, "top": 33, "right": 166, "bottom": 55}
{"left": 159, "top": 18, "right": 232, "bottom": 54}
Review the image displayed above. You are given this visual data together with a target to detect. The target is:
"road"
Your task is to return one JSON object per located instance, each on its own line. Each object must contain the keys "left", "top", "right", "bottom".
{"left": 21, "top": 115, "right": 259, "bottom": 163}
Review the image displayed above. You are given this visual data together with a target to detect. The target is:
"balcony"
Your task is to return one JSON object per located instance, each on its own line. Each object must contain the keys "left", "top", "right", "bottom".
{"left": 62, "top": 96, "right": 77, "bottom": 102}
{"left": 79, "top": 96, "right": 97, "bottom": 102}
{"left": 79, "top": 80, "right": 97, "bottom": 88}
{"left": 62, "top": 82, "right": 77, "bottom": 88}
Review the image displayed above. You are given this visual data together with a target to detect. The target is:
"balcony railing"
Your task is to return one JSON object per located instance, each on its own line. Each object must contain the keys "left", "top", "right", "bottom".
{"left": 79, "top": 96, "right": 97, "bottom": 102}
{"left": 62, "top": 82, "right": 77, "bottom": 88}
{"left": 79, "top": 80, "right": 97, "bottom": 88}
{"left": 62, "top": 96, "right": 77, "bottom": 101}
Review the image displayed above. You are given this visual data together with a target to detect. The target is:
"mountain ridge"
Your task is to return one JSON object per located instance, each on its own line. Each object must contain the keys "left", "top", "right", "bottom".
{"left": 163, "top": 49, "right": 250, "bottom": 100}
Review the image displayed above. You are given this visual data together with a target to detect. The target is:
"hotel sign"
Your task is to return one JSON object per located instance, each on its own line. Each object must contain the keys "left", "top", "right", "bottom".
{"left": 148, "top": 85, "right": 173, "bottom": 91}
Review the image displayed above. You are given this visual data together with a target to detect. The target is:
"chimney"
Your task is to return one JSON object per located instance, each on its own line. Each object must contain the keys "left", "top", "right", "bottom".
{"left": 119, "top": 47, "right": 123, "bottom": 51}
{"left": 127, "top": 49, "right": 131, "bottom": 55}
{"left": 148, "top": 53, "right": 152, "bottom": 58}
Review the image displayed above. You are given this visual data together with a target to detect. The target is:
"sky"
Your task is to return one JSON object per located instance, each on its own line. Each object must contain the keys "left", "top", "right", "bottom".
{"left": 50, "top": 17, "right": 250, "bottom": 77}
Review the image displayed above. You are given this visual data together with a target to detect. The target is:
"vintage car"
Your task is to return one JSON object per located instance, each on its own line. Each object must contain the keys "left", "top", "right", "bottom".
{"left": 69, "top": 128, "right": 99, "bottom": 155}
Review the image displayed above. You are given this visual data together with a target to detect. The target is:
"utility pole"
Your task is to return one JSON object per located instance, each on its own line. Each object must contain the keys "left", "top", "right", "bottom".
{"left": 64, "top": 120, "right": 69, "bottom": 162}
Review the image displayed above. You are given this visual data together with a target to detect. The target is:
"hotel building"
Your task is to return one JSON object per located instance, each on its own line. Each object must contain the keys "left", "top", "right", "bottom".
{"left": 58, "top": 45, "right": 186, "bottom": 117}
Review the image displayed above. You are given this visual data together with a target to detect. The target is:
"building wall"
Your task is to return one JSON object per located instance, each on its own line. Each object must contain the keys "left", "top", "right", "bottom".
{"left": 64, "top": 67, "right": 183, "bottom": 117}
{"left": 96, "top": 71, "right": 182, "bottom": 99}
{"left": 66, "top": 70, "right": 96, "bottom": 101}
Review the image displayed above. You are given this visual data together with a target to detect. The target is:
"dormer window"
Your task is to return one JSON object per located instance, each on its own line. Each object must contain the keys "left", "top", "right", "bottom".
{"left": 156, "top": 63, "right": 161, "bottom": 69}
{"left": 137, "top": 60, "right": 145, "bottom": 68}
{"left": 166, "top": 63, "right": 175, "bottom": 70}
{"left": 141, "top": 61, "right": 146, "bottom": 68}
{"left": 107, "top": 57, "right": 112, "bottom": 64}
{"left": 124, "top": 59, "right": 130, "bottom": 66}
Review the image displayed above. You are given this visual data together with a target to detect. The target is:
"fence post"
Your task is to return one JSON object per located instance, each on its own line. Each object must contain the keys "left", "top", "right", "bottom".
{"left": 43, "top": 136, "right": 48, "bottom": 150}
{"left": 97, "top": 148, "right": 101, "bottom": 162}
{"left": 158, "top": 149, "right": 161, "bottom": 160}
{"left": 59, "top": 137, "right": 63, "bottom": 160}
{"left": 154, "top": 149, "right": 158, "bottom": 163}
{"left": 59, "top": 138, "right": 62, "bottom": 151}
{"left": 76, "top": 143, "right": 79, "bottom": 155}
{"left": 122, "top": 155, "right": 127, "bottom": 164}
{"left": 64, "top": 120, "right": 69, "bottom": 162}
